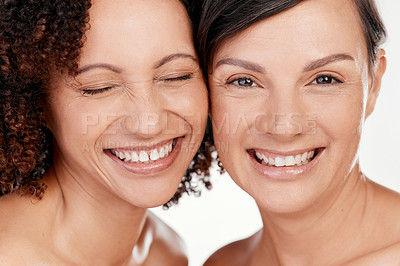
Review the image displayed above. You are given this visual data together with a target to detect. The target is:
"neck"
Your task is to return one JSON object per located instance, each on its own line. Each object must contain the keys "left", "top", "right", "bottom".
{"left": 254, "top": 164, "right": 370, "bottom": 265}
{"left": 46, "top": 153, "right": 148, "bottom": 265}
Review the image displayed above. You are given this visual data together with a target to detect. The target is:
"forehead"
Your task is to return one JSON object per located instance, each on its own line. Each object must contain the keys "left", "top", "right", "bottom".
{"left": 79, "top": 0, "right": 193, "bottom": 66}
{"left": 215, "top": 0, "right": 366, "bottom": 65}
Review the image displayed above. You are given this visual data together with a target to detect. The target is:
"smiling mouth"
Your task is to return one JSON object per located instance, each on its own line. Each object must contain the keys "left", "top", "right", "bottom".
{"left": 108, "top": 138, "right": 178, "bottom": 164}
{"left": 248, "top": 148, "right": 323, "bottom": 167}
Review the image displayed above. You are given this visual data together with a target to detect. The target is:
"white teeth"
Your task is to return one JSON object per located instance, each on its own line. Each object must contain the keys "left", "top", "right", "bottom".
{"left": 255, "top": 152, "right": 263, "bottom": 160}
{"left": 295, "top": 154, "right": 302, "bottom": 165}
{"left": 119, "top": 152, "right": 126, "bottom": 160}
{"left": 139, "top": 151, "right": 149, "bottom": 162}
{"left": 159, "top": 147, "right": 165, "bottom": 158}
{"left": 261, "top": 154, "right": 269, "bottom": 165}
{"left": 275, "top": 157, "right": 285, "bottom": 167}
{"left": 150, "top": 149, "right": 159, "bottom": 161}
{"left": 168, "top": 143, "right": 173, "bottom": 153}
{"left": 124, "top": 152, "right": 131, "bottom": 162}
{"left": 255, "top": 152, "right": 270, "bottom": 165}
{"left": 131, "top": 151, "right": 139, "bottom": 162}
{"left": 284, "top": 156, "right": 295, "bottom": 166}
{"left": 111, "top": 140, "right": 175, "bottom": 163}
{"left": 255, "top": 149, "right": 317, "bottom": 167}
{"left": 268, "top": 158, "right": 275, "bottom": 166}
{"left": 301, "top": 152, "right": 308, "bottom": 162}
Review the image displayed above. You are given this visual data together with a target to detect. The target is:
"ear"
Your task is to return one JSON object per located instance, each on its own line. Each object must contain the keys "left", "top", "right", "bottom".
{"left": 365, "top": 49, "right": 386, "bottom": 119}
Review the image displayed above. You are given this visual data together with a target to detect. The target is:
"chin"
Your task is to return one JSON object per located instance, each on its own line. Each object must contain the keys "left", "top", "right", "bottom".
{"left": 254, "top": 192, "right": 319, "bottom": 215}
{"left": 116, "top": 181, "right": 182, "bottom": 209}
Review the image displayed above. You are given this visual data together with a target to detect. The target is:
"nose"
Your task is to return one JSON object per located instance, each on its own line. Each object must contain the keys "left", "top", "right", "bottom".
{"left": 260, "top": 89, "right": 309, "bottom": 140}
{"left": 120, "top": 91, "right": 165, "bottom": 139}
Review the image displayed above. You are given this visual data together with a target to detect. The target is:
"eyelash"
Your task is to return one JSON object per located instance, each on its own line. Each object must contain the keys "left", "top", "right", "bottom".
{"left": 82, "top": 86, "right": 114, "bottom": 95}
{"left": 226, "top": 77, "right": 259, "bottom": 88}
{"left": 225, "top": 74, "right": 342, "bottom": 89}
{"left": 311, "top": 74, "right": 343, "bottom": 86}
{"left": 161, "top": 74, "right": 193, "bottom": 82}
{"left": 81, "top": 74, "right": 193, "bottom": 95}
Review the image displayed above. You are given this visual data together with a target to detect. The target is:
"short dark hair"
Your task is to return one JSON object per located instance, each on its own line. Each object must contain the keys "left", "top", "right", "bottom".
{"left": 353, "top": 0, "right": 387, "bottom": 67}
{"left": 197, "top": 0, "right": 386, "bottom": 73}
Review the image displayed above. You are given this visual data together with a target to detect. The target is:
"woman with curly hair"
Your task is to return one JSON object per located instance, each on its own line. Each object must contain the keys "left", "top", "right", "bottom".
{"left": 0, "top": 0, "right": 211, "bottom": 264}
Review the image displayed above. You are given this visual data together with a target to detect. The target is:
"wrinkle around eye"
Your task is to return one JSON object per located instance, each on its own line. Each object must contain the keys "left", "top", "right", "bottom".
{"left": 210, "top": 76, "right": 232, "bottom": 91}
{"left": 227, "top": 77, "right": 259, "bottom": 88}
{"left": 210, "top": 79, "right": 268, "bottom": 99}
{"left": 304, "top": 79, "right": 361, "bottom": 99}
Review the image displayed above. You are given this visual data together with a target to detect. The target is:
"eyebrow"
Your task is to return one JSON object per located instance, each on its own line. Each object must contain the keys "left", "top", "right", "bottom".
{"left": 303, "top": 53, "right": 355, "bottom": 72}
{"left": 76, "top": 53, "right": 197, "bottom": 75}
{"left": 77, "top": 63, "right": 123, "bottom": 75}
{"left": 215, "top": 58, "right": 266, "bottom": 74}
{"left": 214, "top": 53, "right": 355, "bottom": 74}
{"left": 154, "top": 53, "right": 197, "bottom": 69}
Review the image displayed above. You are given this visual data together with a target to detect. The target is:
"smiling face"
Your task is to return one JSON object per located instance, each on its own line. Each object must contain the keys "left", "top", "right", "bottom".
{"left": 209, "top": 0, "right": 385, "bottom": 213}
{"left": 45, "top": 0, "right": 208, "bottom": 207}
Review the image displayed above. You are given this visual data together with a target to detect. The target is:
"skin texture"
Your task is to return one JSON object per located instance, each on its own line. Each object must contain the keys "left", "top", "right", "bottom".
{"left": 0, "top": 0, "right": 207, "bottom": 264}
{"left": 205, "top": 0, "right": 400, "bottom": 265}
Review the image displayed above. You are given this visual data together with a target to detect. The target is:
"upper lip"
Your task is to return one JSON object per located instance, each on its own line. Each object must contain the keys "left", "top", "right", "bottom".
{"left": 248, "top": 147, "right": 323, "bottom": 157}
{"left": 105, "top": 137, "right": 181, "bottom": 152}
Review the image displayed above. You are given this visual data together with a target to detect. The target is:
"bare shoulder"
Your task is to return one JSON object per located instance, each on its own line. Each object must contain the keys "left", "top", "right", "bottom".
{"left": 204, "top": 230, "right": 262, "bottom": 266}
{"left": 0, "top": 235, "right": 30, "bottom": 262}
{"left": 373, "top": 180, "right": 400, "bottom": 202}
{"left": 369, "top": 181, "right": 400, "bottom": 235}
{"left": 345, "top": 181, "right": 400, "bottom": 264}
{"left": 345, "top": 241, "right": 400, "bottom": 265}
{"left": 0, "top": 234, "right": 57, "bottom": 265}
{"left": 143, "top": 212, "right": 188, "bottom": 266}
{"left": 0, "top": 196, "right": 37, "bottom": 262}
{"left": 0, "top": 186, "right": 61, "bottom": 264}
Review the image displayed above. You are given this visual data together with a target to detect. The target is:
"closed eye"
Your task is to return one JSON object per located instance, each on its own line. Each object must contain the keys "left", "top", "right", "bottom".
{"left": 82, "top": 86, "right": 114, "bottom": 95}
{"left": 162, "top": 74, "right": 193, "bottom": 82}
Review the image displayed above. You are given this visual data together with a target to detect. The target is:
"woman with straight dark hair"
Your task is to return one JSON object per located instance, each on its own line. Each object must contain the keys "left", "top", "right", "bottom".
{"left": 198, "top": 0, "right": 400, "bottom": 264}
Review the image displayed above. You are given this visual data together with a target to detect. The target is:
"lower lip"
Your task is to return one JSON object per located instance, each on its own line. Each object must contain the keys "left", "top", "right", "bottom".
{"left": 248, "top": 149, "right": 324, "bottom": 181}
{"left": 105, "top": 137, "right": 184, "bottom": 175}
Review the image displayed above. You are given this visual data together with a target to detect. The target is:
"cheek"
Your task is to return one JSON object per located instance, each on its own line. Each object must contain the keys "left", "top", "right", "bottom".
{"left": 49, "top": 98, "right": 115, "bottom": 155}
{"left": 210, "top": 94, "right": 237, "bottom": 144}
{"left": 170, "top": 84, "right": 209, "bottom": 134}
{"left": 312, "top": 92, "right": 365, "bottom": 146}
{"left": 210, "top": 89, "right": 264, "bottom": 141}
{"left": 54, "top": 110, "right": 97, "bottom": 153}
{"left": 210, "top": 93, "right": 250, "bottom": 160}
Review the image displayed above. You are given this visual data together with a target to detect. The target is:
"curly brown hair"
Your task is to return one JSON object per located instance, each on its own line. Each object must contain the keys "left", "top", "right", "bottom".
{"left": 0, "top": 0, "right": 213, "bottom": 208}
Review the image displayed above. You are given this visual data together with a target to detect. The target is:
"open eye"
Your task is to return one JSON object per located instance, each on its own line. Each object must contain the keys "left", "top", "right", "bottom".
{"left": 227, "top": 77, "right": 258, "bottom": 88}
{"left": 311, "top": 75, "right": 343, "bottom": 85}
{"left": 82, "top": 86, "right": 114, "bottom": 95}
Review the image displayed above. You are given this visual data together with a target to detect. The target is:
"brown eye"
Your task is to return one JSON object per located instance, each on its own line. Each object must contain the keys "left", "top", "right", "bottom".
{"left": 227, "top": 77, "right": 258, "bottom": 88}
{"left": 312, "top": 75, "right": 342, "bottom": 85}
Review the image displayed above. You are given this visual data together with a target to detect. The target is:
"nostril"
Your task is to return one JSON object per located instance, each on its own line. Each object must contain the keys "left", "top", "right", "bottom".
{"left": 119, "top": 112, "right": 164, "bottom": 136}
{"left": 271, "top": 113, "right": 304, "bottom": 135}
{"left": 254, "top": 112, "right": 309, "bottom": 136}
